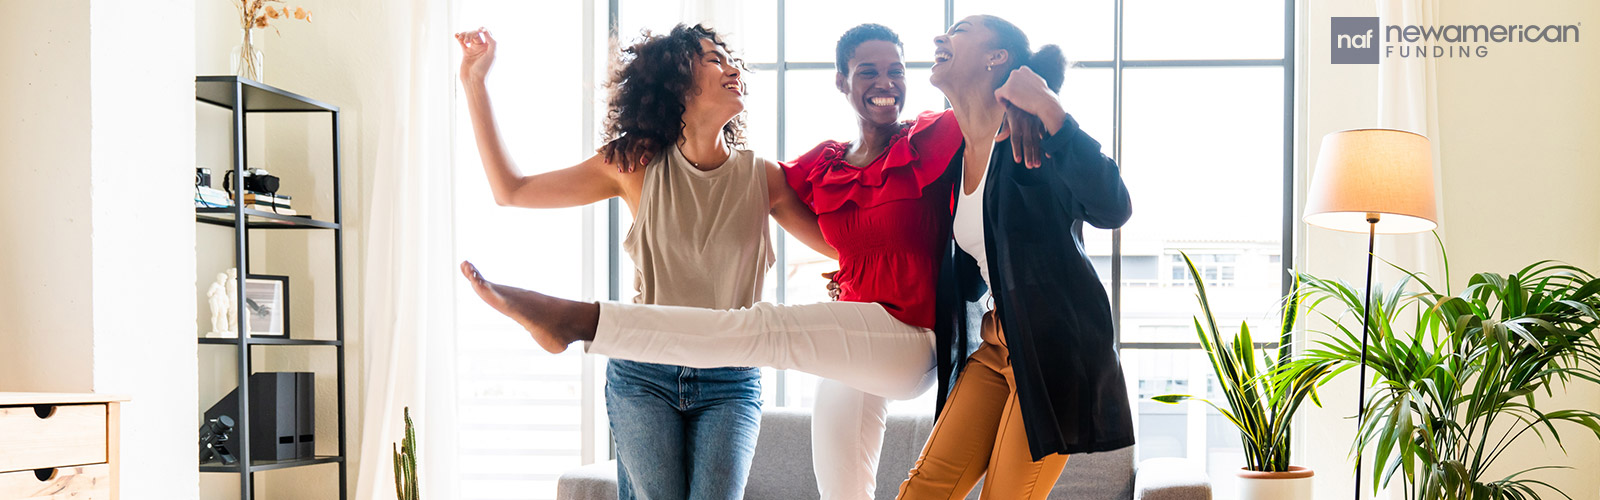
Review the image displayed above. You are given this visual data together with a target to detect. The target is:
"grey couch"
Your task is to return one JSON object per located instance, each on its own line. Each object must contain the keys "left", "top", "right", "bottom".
{"left": 558, "top": 408, "right": 1210, "bottom": 500}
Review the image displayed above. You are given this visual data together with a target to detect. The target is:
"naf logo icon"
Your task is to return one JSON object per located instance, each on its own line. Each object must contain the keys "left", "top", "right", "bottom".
{"left": 1332, "top": 17, "right": 1380, "bottom": 64}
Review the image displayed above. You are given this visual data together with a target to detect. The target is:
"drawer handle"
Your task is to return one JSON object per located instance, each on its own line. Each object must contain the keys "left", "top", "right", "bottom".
{"left": 35, "top": 468, "right": 57, "bottom": 482}
{"left": 32, "top": 404, "right": 56, "bottom": 419}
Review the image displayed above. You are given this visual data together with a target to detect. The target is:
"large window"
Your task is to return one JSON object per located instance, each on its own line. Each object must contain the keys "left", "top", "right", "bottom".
{"left": 612, "top": 4, "right": 1293, "bottom": 500}
{"left": 452, "top": 1, "right": 1290, "bottom": 499}
{"left": 1098, "top": 3, "right": 1291, "bottom": 499}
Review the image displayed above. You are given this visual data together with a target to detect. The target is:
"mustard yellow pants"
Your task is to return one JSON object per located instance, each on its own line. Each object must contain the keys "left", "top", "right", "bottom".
{"left": 896, "top": 313, "right": 1070, "bottom": 499}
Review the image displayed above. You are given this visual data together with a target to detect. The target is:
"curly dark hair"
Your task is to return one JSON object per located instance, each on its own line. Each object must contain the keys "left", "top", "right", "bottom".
{"left": 836, "top": 23, "right": 902, "bottom": 74}
{"left": 599, "top": 24, "right": 747, "bottom": 172}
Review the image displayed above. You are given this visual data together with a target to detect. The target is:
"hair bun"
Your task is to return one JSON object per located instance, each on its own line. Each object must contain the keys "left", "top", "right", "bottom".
{"left": 1027, "top": 44, "right": 1066, "bottom": 93}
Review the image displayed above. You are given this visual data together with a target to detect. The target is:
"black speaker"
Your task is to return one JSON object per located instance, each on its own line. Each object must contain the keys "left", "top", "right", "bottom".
{"left": 204, "top": 372, "right": 315, "bottom": 461}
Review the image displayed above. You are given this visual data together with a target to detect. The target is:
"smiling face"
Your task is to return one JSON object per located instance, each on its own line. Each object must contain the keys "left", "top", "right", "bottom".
{"left": 930, "top": 16, "right": 1009, "bottom": 93}
{"left": 683, "top": 38, "right": 746, "bottom": 125}
{"left": 836, "top": 40, "right": 907, "bottom": 129}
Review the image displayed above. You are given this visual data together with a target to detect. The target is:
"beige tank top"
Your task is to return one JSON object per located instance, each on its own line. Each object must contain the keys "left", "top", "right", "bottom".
{"left": 623, "top": 145, "right": 775, "bottom": 309}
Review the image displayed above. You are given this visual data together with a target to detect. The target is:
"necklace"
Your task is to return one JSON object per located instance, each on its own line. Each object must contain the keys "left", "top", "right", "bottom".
{"left": 684, "top": 145, "right": 728, "bottom": 169}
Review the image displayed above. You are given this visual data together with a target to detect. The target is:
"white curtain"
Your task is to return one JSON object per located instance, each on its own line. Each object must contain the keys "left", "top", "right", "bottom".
{"left": 1371, "top": 3, "right": 1445, "bottom": 499}
{"left": 353, "top": 0, "right": 460, "bottom": 498}
{"left": 1376, "top": 0, "right": 1448, "bottom": 282}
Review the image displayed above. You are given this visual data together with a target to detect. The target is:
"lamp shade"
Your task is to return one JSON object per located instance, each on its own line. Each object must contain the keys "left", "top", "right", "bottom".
{"left": 1304, "top": 129, "right": 1438, "bottom": 234}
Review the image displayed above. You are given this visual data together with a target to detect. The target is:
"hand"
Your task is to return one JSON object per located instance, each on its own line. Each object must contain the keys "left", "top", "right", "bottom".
{"left": 605, "top": 140, "right": 658, "bottom": 173}
{"left": 994, "top": 66, "right": 1067, "bottom": 136}
{"left": 455, "top": 28, "right": 496, "bottom": 83}
{"left": 1005, "top": 103, "right": 1045, "bottom": 168}
{"left": 822, "top": 271, "right": 841, "bottom": 301}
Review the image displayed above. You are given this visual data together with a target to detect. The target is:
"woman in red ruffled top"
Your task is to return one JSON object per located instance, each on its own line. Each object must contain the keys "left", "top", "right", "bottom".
{"left": 781, "top": 24, "right": 962, "bottom": 499}
{"left": 787, "top": 66, "right": 957, "bottom": 331}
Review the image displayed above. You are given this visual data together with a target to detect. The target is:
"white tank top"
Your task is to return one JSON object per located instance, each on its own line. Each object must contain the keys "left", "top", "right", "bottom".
{"left": 953, "top": 161, "right": 991, "bottom": 287}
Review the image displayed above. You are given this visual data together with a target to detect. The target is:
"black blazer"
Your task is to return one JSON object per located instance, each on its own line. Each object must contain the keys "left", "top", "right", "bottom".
{"left": 933, "top": 113, "right": 1135, "bottom": 460}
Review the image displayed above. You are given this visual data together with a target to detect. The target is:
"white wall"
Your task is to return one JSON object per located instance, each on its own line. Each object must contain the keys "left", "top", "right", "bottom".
{"left": 1431, "top": 0, "right": 1600, "bottom": 496}
{"left": 0, "top": 0, "right": 95, "bottom": 392}
{"left": 87, "top": 0, "right": 202, "bottom": 496}
{"left": 1300, "top": 0, "right": 1600, "bottom": 498}
{"left": 0, "top": 0, "right": 198, "bottom": 498}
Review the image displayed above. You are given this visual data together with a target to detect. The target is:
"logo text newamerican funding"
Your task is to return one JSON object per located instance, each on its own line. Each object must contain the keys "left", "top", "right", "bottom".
{"left": 1332, "top": 17, "right": 1581, "bottom": 63}
{"left": 1387, "top": 23, "right": 1579, "bottom": 58}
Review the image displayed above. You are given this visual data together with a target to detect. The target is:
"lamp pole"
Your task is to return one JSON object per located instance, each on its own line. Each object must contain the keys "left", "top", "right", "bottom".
{"left": 1353, "top": 213, "right": 1379, "bottom": 500}
{"left": 1304, "top": 128, "right": 1438, "bottom": 499}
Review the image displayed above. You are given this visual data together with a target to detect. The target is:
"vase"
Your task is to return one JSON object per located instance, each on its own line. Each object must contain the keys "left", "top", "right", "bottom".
{"left": 230, "top": 29, "right": 263, "bottom": 81}
{"left": 1237, "top": 466, "right": 1314, "bottom": 500}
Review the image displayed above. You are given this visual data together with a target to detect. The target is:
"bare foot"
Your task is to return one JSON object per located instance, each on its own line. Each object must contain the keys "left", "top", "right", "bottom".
{"left": 460, "top": 261, "right": 597, "bottom": 353}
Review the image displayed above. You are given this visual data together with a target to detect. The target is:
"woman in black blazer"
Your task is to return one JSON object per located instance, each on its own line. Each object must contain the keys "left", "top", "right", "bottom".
{"left": 897, "top": 14, "right": 1134, "bottom": 500}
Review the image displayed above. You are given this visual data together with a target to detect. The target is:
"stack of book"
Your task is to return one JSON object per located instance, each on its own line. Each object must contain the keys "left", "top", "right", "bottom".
{"left": 196, "top": 186, "right": 233, "bottom": 208}
{"left": 240, "top": 191, "right": 296, "bottom": 215}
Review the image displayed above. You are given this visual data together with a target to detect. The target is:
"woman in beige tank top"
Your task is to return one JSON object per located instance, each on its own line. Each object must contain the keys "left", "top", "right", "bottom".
{"left": 456, "top": 25, "right": 835, "bottom": 500}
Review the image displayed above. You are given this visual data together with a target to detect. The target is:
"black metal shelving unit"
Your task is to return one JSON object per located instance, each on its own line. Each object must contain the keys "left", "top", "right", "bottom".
{"left": 196, "top": 76, "right": 347, "bottom": 500}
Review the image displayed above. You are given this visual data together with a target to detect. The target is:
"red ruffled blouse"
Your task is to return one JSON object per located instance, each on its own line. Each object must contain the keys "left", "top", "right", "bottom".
{"left": 783, "top": 110, "right": 963, "bottom": 329}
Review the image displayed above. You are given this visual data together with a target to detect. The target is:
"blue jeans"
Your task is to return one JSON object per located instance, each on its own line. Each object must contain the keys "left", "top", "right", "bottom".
{"left": 606, "top": 359, "right": 762, "bottom": 500}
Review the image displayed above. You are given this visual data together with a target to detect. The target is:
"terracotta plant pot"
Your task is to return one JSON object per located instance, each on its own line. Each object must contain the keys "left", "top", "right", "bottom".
{"left": 1236, "top": 466, "right": 1314, "bottom": 500}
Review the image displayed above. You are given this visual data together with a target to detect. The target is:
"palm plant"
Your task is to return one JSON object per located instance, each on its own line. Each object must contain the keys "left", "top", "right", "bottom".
{"left": 394, "top": 406, "right": 420, "bottom": 500}
{"left": 1153, "top": 252, "right": 1333, "bottom": 472}
{"left": 1290, "top": 252, "right": 1600, "bottom": 500}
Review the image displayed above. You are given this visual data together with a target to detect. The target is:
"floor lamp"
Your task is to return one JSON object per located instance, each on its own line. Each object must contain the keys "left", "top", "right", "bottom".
{"left": 1303, "top": 129, "right": 1438, "bottom": 500}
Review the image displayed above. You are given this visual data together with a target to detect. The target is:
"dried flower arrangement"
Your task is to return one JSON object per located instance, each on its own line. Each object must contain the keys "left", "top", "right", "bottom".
{"left": 229, "top": 0, "right": 313, "bottom": 80}
{"left": 235, "top": 0, "right": 313, "bottom": 33}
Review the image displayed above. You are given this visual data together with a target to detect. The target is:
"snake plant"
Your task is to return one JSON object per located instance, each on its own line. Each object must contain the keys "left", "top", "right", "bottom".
{"left": 1153, "top": 252, "right": 1332, "bottom": 472}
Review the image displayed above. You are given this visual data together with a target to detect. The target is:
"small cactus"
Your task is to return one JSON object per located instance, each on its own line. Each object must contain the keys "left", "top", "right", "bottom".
{"left": 393, "top": 407, "right": 419, "bottom": 500}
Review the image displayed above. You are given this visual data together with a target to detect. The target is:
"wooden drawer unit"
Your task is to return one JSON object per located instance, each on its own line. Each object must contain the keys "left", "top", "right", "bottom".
{"left": 0, "top": 394, "right": 125, "bottom": 500}
{"left": 0, "top": 465, "right": 110, "bottom": 499}
{"left": 0, "top": 404, "right": 107, "bottom": 472}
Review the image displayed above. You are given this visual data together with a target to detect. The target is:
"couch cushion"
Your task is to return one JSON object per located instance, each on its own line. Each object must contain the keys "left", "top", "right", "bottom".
{"left": 1055, "top": 445, "right": 1136, "bottom": 499}
{"left": 555, "top": 462, "right": 619, "bottom": 500}
{"left": 564, "top": 407, "right": 1137, "bottom": 500}
{"left": 744, "top": 408, "right": 821, "bottom": 499}
{"left": 871, "top": 409, "right": 938, "bottom": 499}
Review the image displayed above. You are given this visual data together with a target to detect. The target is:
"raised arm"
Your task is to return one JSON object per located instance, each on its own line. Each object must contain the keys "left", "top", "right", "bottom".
{"left": 765, "top": 159, "right": 838, "bottom": 260}
{"left": 996, "top": 66, "right": 1132, "bottom": 229}
{"left": 458, "top": 28, "right": 623, "bottom": 209}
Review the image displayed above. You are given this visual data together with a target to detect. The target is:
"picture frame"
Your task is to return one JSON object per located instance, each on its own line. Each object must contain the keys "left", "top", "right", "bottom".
{"left": 244, "top": 274, "right": 289, "bottom": 337}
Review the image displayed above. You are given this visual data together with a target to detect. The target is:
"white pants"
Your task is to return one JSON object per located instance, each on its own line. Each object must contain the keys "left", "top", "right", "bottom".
{"left": 587, "top": 300, "right": 937, "bottom": 500}
{"left": 589, "top": 300, "right": 936, "bottom": 399}
{"left": 813, "top": 379, "right": 892, "bottom": 500}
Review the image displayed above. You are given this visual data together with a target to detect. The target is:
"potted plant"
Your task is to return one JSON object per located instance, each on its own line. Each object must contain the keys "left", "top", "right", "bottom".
{"left": 1291, "top": 255, "right": 1600, "bottom": 500}
{"left": 1154, "top": 252, "right": 1331, "bottom": 499}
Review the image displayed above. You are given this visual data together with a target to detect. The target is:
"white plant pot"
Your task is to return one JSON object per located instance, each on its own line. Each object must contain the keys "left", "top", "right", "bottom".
{"left": 1237, "top": 466, "right": 1314, "bottom": 500}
